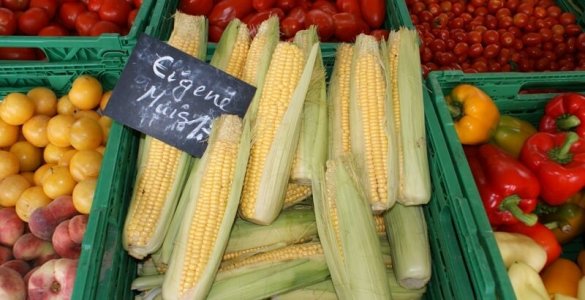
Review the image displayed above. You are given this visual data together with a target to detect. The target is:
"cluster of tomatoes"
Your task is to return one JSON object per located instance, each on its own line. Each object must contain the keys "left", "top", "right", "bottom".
{"left": 406, "top": 0, "right": 585, "bottom": 75}
{"left": 179, "top": 0, "right": 389, "bottom": 42}
{"left": 0, "top": 0, "right": 142, "bottom": 37}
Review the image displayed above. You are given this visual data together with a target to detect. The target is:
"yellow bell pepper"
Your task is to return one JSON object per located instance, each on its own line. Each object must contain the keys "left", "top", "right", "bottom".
{"left": 490, "top": 115, "right": 537, "bottom": 158}
{"left": 446, "top": 84, "right": 500, "bottom": 145}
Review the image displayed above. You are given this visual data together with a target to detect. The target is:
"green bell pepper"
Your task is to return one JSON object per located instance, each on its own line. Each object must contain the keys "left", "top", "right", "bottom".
{"left": 490, "top": 115, "right": 537, "bottom": 158}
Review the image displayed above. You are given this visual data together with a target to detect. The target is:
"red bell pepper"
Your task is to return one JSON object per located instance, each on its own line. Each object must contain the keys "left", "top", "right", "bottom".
{"left": 499, "top": 222, "right": 562, "bottom": 266}
{"left": 539, "top": 93, "right": 585, "bottom": 137}
{"left": 464, "top": 144, "right": 539, "bottom": 227}
{"left": 520, "top": 131, "right": 585, "bottom": 205}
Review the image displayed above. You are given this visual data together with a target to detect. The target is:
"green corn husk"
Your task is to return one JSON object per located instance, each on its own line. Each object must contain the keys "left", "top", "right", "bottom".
{"left": 241, "top": 42, "right": 320, "bottom": 225}
{"left": 272, "top": 268, "right": 427, "bottom": 300}
{"left": 162, "top": 115, "right": 251, "bottom": 300}
{"left": 132, "top": 275, "right": 165, "bottom": 292}
{"left": 290, "top": 26, "right": 328, "bottom": 184}
{"left": 135, "top": 287, "right": 162, "bottom": 300}
{"left": 384, "top": 203, "right": 431, "bottom": 289}
{"left": 209, "top": 18, "right": 250, "bottom": 78}
{"left": 224, "top": 205, "right": 318, "bottom": 261}
{"left": 313, "top": 156, "right": 392, "bottom": 299}
{"left": 387, "top": 28, "right": 431, "bottom": 205}
{"left": 241, "top": 16, "right": 279, "bottom": 89}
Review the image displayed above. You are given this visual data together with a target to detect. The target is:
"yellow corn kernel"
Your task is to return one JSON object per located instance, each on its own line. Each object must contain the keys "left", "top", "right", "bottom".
{"left": 239, "top": 43, "right": 305, "bottom": 221}
{"left": 329, "top": 44, "right": 354, "bottom": 158}
{"left": 123, "top": 138, "right": 182, "bottom": 255}
{"left": 241, "top": 16, "right": 279, "bottom": 86}
{"left": 220, "top": 242, "right": 324, "bottom": 272}
{"left": 374, "top": 215, "right": 386, "bottom": 234}
{"left": 167, "top": 12, "right": 206, "bottom": 59}
{"left": 325, "top": 160, "right": 344, "bottom": 261}
{"left": 224, "top": 25, "right": 250, "bottom": 78}
{"left": 351, "top": 35, "right": 390, "bottom": 212}
{"left": 283, "top": 184, "right": 312, "bottom": 208}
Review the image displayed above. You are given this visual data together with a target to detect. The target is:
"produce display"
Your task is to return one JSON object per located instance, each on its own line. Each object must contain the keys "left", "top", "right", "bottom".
{"left": 405, "top": 0, "right": 585, "bottom": 75}
{"left": 119, "top": 13, "right": 431, "bottom": 299}
{"left": 0, "top": 74, "right": 112, "bottom": 299}
{"left": 448, "top": 83, "right": 585, "bottom": 298}
{"left": 177, "top": 0, "right": 389, "bottom": 42}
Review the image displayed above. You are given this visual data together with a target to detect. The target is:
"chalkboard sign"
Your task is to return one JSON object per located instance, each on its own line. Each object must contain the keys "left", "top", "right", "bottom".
{"left": 104, "top": 33, "right": 256, "bottom": 157}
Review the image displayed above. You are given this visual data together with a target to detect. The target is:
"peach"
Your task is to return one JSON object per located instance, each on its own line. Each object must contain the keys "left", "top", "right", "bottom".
{"left": 28, "top": 196, "right": 78, "bottom": 241}
{"left": 0, "top": 208, "right": 25, "bottom": 246}
{"left": 52, "top": 220, "right": 80, "bottom": 259}
{"left": 27, "top": 258, "right": 77, "bottom": 300}
{"left": 0, "top": 266, "right": 26, "bottom": 300}
{"left": 23, "top": 266, "right": 39, "bottom": 287}
{"left": 67, "top": 214, "right": 88, "bottom": 244}
{"left": 1, "top": 260, "right": 31, "bottom": 276}
{"left": 12, "top": 233, "right": 56, "bottom": 262}
{"left": 0, "top": 246, "right": 13, "bottom": 265}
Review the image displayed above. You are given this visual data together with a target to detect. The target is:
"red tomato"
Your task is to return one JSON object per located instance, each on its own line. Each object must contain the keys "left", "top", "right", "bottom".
{"left": 88, "top": 20, "right": 120, "bottom": 36}
{"left": 0, "top": 8, "right": 17, "bottom": 35}
{"left": 59, "top": 2, "right": 86, "bottom": 30}
{"left": 281, "top": 16, "right": 302, "bottom": 38}
{"left": 209, "top": 0, "right": 253, "bottom": 28}
{"left": 359, "top": 0, "right": 385, "bottom": 28}
{"left": 560, "top": 12, "right": 576, "bottom": 25}
{"left": 87, "top": 0, "right": 103, "bottom": 12}
{"left": 577, "top": 33, "right": 585, "bottom": 51}
{"left": 487, "top": 0, "right": 503, "bottom": 13}
{"left": 0, "top": 47, "right": 37, "bottom": 60}
{"left": 287, "top": 7, "right": 306, "bottom": 25}
{"left": 276, "top": 0, "right": 296, "bottom": 12}
{"left": 522, "top": 32, "right": 542, "bottom": 46}
{"left": 208, "top": 24, "right": 224, "bottom": 42}
{"left": 453, "top": 42, "right": 469, "bottom": 56}
{"left": 133, "top": 0, "right": 142, "bottom": 8}
{"left": 179, "top": 0, "right": 213, "bottom": 16}
{"left": 38, "top": 24, "right": 68, "bottom": 35}
{"left": 127, "top": 8, "right": 138, "bottom": 28}
{"left": 245, "top": 8, "right": 284, "bottom": 36}
{"left": 483, "top": 43, "right": 500, "bottom": 58}
{"left": 99, "top": 0, "right": 132, "bottom": 27}
{"left": 468, "top": 43, "right": 483, "bottom": 58}
{"left": 370, "top": 28, "right": 388, "bottom": 41}
{"left": 546, "top": 6, "right": 561, "bottom": 18}
{"left": 482, "top": 29, "right": 499, "bottom": 45}
{"left": 253, "top": 0, "right": 276, "bottom": 11}
{"left": 2, "top": 0, "right": 29, "bottom": 11}
{"left": 75, "top": 11, "right": 99, "bottom": 36}
{"left": 306, "top": 9, "right": 335, "bottom": 41}
{"left": 19, "top": 7, "right": 50, "bottom": 35}
{"left": 29, "top": 0, "right": 58, "bottom": 19}
{"left": 312, "top": 0, "right": 337, "bottom": 15}
{"left": 332, "top": 12, "right": 367, "bottom": 42}
{"left": 336, "top": 0, "right": 361, "bottom": 16}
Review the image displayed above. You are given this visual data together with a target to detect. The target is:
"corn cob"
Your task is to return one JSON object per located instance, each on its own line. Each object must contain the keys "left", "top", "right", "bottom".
{"left": 167, "top": 13, "right": 207, "bottom": 59}
{"left": 162, "top": 115, "right": 250, "bottom": 300}
{"left": 208, "top": 242, "right": 329, "bottom": 300}
{"left": 312, "top": 156, "right": 391, "bottom": 299}
{"left": 290, "top": 27, "right": 328, "bottom": 184}
{"left": 375, "top": 214, "right": 386, "bottom": 235}
{"left": 122, "top": 14, "right": 207, "bottom": 260}
{"left": 384, "top": 203, "right": 431, "bottom": 289}
{"left": 328, "top": 43, "right": 354, "bottom": 159}
{"left": 224, "top": 205, "right": 317, "bottom": 262}
{"left": 241, "top": 16, "right": 279, "bottom": 87}
{"left": 283, "top": 184, "right": 312, "bottom": 208}
{"left": 210, "top": 19, "right": 250, "bottom": 78}
{"left": 350, "top": 34, "right": 398, "bottom": 213}
{"left": 387, "top": 28, "right": 431, "bottom": 205}
{"left": 239, "top": 42, "right": 320, "bottom": 225}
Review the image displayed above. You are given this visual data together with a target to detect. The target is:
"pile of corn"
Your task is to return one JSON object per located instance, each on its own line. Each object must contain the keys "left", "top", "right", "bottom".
{"left": 124, "top": 11, "right": 432, "bottom": 300}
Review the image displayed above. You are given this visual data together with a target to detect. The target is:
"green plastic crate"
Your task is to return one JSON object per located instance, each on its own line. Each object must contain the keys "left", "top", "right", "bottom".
{"left": 427, "top": 70, "right": 585, "bottom": 299}
{"left": 0, "top": 0, "right": 158, "bottom": 65}
{"left": 0, "top": 63, "right": 140, "bottom": 300}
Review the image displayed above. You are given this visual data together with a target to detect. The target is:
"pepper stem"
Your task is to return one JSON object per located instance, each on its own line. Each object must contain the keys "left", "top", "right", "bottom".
{"left": 549, "top": 131, "right": 579, "bottom": 163}
{"left": 499, "top": 195, "right": 538, "bottom": 226}
{"left": 557, "top": 115, "right": 581, "bottom": 131}
{"left": 447, "top": 101, "right": 463, "bottom": 121}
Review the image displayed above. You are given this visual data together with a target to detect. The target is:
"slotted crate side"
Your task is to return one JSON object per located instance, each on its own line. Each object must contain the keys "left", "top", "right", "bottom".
{"left": 0, "top": 0, "right": 157, "bottom": 64}
{"left": 0, "top": 63, "right": 140, "bottom": 300}
{"left": 427, "top": 70, "right": 585, "bottom": 299}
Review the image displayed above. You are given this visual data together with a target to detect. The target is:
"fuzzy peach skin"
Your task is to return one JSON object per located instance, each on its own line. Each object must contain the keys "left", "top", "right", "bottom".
{"left": 0, "top": 208, "right": 25, "bottom": 246}
{"left": 51, "top": 220, "right": 80, "bottom": 259}
{"left": 67, "top": 215, "right": 88, "bottom": 244}
{"left": 0, "top": 266, "right": 26, "bottom": 300}
{"left": 1, "top": 260, "right": 31, "bottom": 276}
{"left": 28, "top": 258, "right": 77, "bottom": 300}
{"left": 0, "top": 246, "right": 13, "bottom": 265}
{"left": 28, "top": 196, "right": 78, "bottom": 241}
{"left": 13, "top": 233, "right": 56, "bottom": 263}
